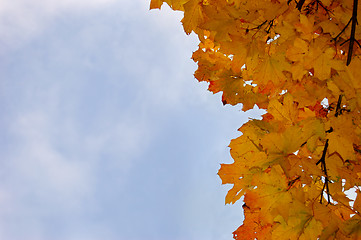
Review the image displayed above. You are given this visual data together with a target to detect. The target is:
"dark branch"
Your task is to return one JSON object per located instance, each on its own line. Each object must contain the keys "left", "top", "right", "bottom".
{"left": 316, "top": 139, "right": 331, "bottom": 204}
{"left": 347, "top": 0, "right": 359, "bottom": 65}
{"left": 333, "top": 18, "right": 352, "bottom": 42}
{"left": 265, "top": 20, "right": 275, "bottom": 34}
{"left": 316, "top": 139, "right": 328, "bottom": 166}
{"left": 297, "top": 0, "right": 306, "bottom": 10}
{"left": 305, "top": 0, "right": 331, "bottom": 15}
{"left": 316, "top": 95, "right": 344, "bottom": 204}
{"left": 335, "top": 95, "right": 343, "bottom": 117}
{"left": 332, "top": 0, "right": 359, "bottom": 65}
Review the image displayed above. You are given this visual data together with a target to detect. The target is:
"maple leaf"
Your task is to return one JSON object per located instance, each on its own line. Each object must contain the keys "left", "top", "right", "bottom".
{"left": 272, "top": 214, "right": 323, "bottom": 240}
{"left": 267, "top": 94, "right": 298, "bottom": 124}
{"left": 151, "top": 0, "right": 361, "bottom": 239}
{"left": 251, "top": 51, "right": 290, "bottom": 87}
{"left": 295, "top": 14, "right": 316, "bottom": 41}
{"left": 220, "top": 36, "right": 263, "bottom": 74}
{"left": 286, "top": 37, "right": 308, "bottom": 62}
{"left": 233, "top": 203, "right": 272, "bottom": 240}
{"left": 182, "top": 0, "right": 204, "bottom": 34}
{"left": 305, "top": 44, "right": 336, "bottom": 80}
{"left": 342, "top": 216, "right": 361, "bottom": 239}
{"left": 218, "top": 161, "right": 251, "bottom": 204}
{"left": 327, "top": 114, "right": 358, "bottom": 161}
{"left": 313, "top": 203, "right": 341, "bottom": 240}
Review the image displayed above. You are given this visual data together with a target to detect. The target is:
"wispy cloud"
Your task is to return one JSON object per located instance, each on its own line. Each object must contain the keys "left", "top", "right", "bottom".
{"left": 0, "top": 0, "right": 117, "bottom": 54}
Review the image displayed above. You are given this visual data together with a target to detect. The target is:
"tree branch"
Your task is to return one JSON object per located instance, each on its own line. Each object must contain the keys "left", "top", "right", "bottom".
{"left": 347, "top": 0, "right": 358, "bottom": 66}
{"left": 297, "top": 0, "right": 306, "bottom": 11}
{"left": 335, "top": 94, "right": 343, "bottom": 117}
{"left": 316, "top": 95, "right": 343, "bottom": 204}
{"left": 316, "top": 139, "right": 331, "bottom": 204}
{"left": 333, "top": 18, "right": 352, "bottom": 42}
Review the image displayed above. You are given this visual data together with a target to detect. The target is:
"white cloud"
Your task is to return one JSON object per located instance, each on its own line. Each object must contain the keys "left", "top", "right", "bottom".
{"left": 7, "top": 105, "right": 150, "bottom": 185}
{"left": 0, "top": 104, "right": 153, "bottom": 239}
{"left": 0, "top": 0, "right": 117, "bottom": 54}
{"left": 5, "top": 111, "right": 92, "bottom": 206}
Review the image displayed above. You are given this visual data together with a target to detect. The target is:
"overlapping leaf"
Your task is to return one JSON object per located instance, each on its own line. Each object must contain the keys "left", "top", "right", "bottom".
{"left": 150, "top": 0, "right": 361, "bottom": 238}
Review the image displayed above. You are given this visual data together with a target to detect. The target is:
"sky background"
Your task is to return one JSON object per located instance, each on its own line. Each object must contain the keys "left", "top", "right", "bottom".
{"left": 0, "top": 1, "right": 264, "bottom": 239}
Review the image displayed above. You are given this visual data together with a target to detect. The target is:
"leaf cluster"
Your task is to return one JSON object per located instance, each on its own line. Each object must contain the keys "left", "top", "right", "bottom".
{"left": 151, "top": 0, "right": 361, "bottom": 239}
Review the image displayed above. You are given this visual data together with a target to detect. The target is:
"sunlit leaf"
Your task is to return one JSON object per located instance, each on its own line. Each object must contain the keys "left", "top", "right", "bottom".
{"left": 151, "top": 0, "right": 361, "bottom": 238}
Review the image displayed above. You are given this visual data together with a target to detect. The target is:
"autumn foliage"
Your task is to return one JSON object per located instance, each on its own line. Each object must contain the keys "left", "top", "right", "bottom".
{"left": 150, "top": 0, "right": 361, "bottom": 239}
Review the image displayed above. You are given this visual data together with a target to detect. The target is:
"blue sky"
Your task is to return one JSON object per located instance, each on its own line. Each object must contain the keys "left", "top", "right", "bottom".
{"left": 0, "top": 1, "right": 264, "bottom": 239}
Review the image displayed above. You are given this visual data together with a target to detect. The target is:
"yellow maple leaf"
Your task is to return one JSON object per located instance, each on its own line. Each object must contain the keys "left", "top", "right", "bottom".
{"left": 327, "top": 115, "right": 358, "bottom": 161}
{"left": 295, "top": 14, "right": 316, "bottom": 41}
{"left": 218, "top": 161, "right": 251, "bottom": 204}
{"left": 345, "top": 57, "right": 361, "bottom": 90}
{"left": 325, "top": 154, "right": 344, "bottom": 180}
{"left": 272, "top": 207, "right": 322, "bottom": 240}
{"left": 261, "top": 119, "right": 323, "bottom": 159}
{"left": 261, "top": 126, "right": 302, "bottom": 156}
{"left": 319, "top": 19, "right": 343, "bottom": 38}
{"left": 307, "top": 46, "right": 335, "bottom": 80}
{"left": 182, "top": 0, "right": 204, "bottom": 34}
{"left": 286, "top": 37, "right": 308, "bottom": 62}
{"left": 221, "top": 36, "right": 263, "bottom": 74}
{"left": 267, "top": 94, "right": 298, "bottom": 123}
{"left": 313, "top": 203, "right": 340, "bottom": 240}
{"left": 342, "top": 216, "right": 361, "bottom": 239}
{"left": 252, "top": 52, "right": 290, "bottom": 87}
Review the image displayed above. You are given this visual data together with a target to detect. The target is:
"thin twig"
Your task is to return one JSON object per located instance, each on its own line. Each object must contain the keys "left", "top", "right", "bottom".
{"left": 316, "top": 139, "right": 330, "bottom": 204}
{"left": 335, "top": 95, "right": 343, "bottom": 117}
{"left": 333, "top": 18, "right": 352, "bottom": 42}
{"left": 305, "top": 0, "right": 331, "bottom": 15}
{"left": 316, "top": 95, "right": 343, "bottom": 204}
